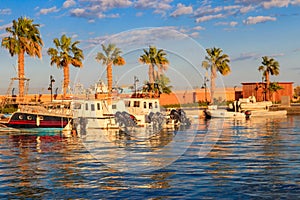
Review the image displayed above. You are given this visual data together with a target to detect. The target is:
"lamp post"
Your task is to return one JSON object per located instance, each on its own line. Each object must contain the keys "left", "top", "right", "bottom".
{"left": 48, "top": 75, "right": 55, "bottom": 102}
{"left": 134, "top": 76, "right": 139, "bottom": 97}
{"left": 202, "top": 76, "right": 209, "bottom": 104}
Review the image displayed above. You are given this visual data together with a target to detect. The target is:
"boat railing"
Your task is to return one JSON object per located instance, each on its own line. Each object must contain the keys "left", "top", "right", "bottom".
{"left": 19, "top": 105, "right": 73, "bottom": 117}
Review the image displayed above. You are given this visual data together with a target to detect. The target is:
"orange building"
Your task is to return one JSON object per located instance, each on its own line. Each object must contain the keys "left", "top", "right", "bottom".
{"left": 241, "top": 82, "right": 293, "bottom": 102}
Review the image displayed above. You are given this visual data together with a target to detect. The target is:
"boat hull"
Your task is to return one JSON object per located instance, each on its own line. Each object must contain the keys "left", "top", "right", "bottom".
{"left": 4, "top": 112, "right": 71, "bottom": 129}
{"left": 205, "top": 109, "right": 246, "bottom": 119}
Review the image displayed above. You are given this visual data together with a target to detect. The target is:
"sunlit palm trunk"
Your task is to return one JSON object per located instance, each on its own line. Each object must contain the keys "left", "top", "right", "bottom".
{"left": 106, "top": 63, "right": 113, "bottom": 104}
{"left": 18, "top": 50, "right": 25, "bottom": 99}
{"left": 265, "top": 72, "right": 270, "bottom": 101}
{"left": 210, "top": 65, "right": 217, "bottom": 104}
{"left": 107, "top": 63, "right": 113, "bottom": 95}
{"left": 63, "top": 65, "right": 70, "bottom": 99}
{"left": 149, "top": 64, "right": 155, "bottom": 98}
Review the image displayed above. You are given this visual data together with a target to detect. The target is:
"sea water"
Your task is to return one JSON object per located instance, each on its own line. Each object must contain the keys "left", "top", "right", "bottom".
{"left": 0, "top": 115, "right": 300, "bottom": 199}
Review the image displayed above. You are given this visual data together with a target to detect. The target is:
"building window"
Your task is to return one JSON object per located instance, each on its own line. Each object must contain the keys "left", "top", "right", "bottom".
{"left": 134, "top": 101, "right": 140, "bottom": 107}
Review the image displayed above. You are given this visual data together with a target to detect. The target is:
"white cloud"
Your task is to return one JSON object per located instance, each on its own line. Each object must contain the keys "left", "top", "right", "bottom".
{"left": 189, "top": 32, "right": 199, "bottom": 38}
{"left": 0, "top": 23, "right": 12, "bottom": 31}
{"left": 39, "top": 6, "right": 59, "bottom": 15}
{"left": 215, "top": 21, "right": 238, "bottom": 27}
{"left": 63, "top": 0, "right": 76, "bottom": 8}
{"left": 92, "top": 0, "right": 133, "bottom": 11}
{"left": 291, "top": 0, "right": 300, "bottom": 5}
{"left": 262, "top": 0, "right": 290, "bottom": 9}
{"left": 134, "top": 0, "right": 172, "bottom": 16}
{"left": 243, "top": 16, "right": 276, "bottom": 25}
{"left": 194, "top": 5, "right": 223, "bottom": 17}
{"left": 170, "top": 3, "right": 193, "bottom": 17}
{"left": 70, "top": 8, "right": 86, "bottom": 17}
{"left": 195, "top": 13, "right": 224, "bottom": 23}
{"left": 240, "top": 5, "right": 255, "bottom": 14}
{"left": 193, "top": 26, "right": 205, "bottom": 31}
{"left": 0, "top": 8, "right": 11, "bottom": 15}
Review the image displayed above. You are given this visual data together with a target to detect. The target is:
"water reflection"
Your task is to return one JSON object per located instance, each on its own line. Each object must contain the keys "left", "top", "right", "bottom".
{"left": 81, "top": 125, "right": 197, "bottom": 173}
{"left": 1, "top": 116, "right": 300, "bottom": 199}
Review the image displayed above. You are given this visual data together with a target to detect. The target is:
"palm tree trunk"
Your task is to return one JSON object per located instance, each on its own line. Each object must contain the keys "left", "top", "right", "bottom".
{"left": 106, "top": 63, "right": 113, "bottom": 105}
{"left": 210, "top": 65, "right": 216, "bottom": 104}
{"left": 107, "top": 63, "right": 113, "bottom": 95}
{"left": 149, "top": 64, "right": 154, "bottom": 98}
{"left": 265, "top": 72, "right": 270, "bottom": 101}
{"left": 18, "top": 50, "right": 25, "bottom": 99}
{"left": 63, "top": 65, "right": 70, "bottom": 99}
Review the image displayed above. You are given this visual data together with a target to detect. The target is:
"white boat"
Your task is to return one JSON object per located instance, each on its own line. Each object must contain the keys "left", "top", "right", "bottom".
{"left": 112, "top": 97, "right": 191, "bottom": 130}
{"left": 205, "top": 96, "right": 287, "bottom": 119}
{"left": 238, "top": 96, "right": 272, "bottom": 110}
{"left": 204, "top": 104, "right": 250, "bottom": 119}
{"left": 71, "top": 99, "right": 119, "bottom": 134}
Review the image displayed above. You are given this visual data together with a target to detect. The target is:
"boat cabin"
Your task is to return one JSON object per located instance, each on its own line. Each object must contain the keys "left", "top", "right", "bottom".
{"left": 124, "top": 98, "right": 160, "bottom": 115}
{"left": 71, "top": 99, "right": 113, "bottom": 118}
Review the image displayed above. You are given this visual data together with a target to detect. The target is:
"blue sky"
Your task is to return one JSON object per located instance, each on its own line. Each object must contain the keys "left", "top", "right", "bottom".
{"left": 0, "top": 0, "right": 300, "bottom": 94}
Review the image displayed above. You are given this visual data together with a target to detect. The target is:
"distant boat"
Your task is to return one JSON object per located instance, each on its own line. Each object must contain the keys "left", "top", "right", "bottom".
{"left": 204, "top": 104, "right": 250, "bottom": 119}
{"left": 204, "top": 96, "right": 287, "bottom": 119}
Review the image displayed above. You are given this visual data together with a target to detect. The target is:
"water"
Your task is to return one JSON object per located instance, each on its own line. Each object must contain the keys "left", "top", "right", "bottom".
{"left": 1, "top": 116, "right": 300, "bottom": 199}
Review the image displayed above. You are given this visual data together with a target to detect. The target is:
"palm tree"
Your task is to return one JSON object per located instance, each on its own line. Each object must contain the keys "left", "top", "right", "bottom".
{"left": 142, "top": 74, "right": 173, "bottom": 97}
{"left": 95, "top": 44, "right": 125, "bottom": 97}
{"left": 202, "top": 47, "right": 230, "bottom": 103}
{"left": 47, "top": 34, "right": 84, "bottom": 98}
{"left": 155, "top": 74, "right": 172, "bottom": 95}
{"left": 139, "top": 46, "right": 169, "bottom": 96}
{"left": 1, "top": 17, "right": 43, "bottom": 98}
{"left": 258, "top": 56, "right": 280, "bottom": 101}
{"left": 269, "top": 82, "right": 283, "bottom": 102}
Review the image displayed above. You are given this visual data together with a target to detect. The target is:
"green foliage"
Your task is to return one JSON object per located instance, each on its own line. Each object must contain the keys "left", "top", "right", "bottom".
{"left": 47, "top": 34, "right": 84, "bottom": 69}
{"left": 294, "top": 86, "right": 300, "bottom": 98}
{"left": 1, "top": 16, "right": 43, "bottom": 58}
{"left": 269, "top": 82, "right": 283, "bottom": 93}
{"left": 0, "top": 105, "right": 17, "bottom": 114}
{"left": 139, "top": 46, "right": 169, "bottom": 85}
{"left": 202, "top": 47, "right": 231, "bottom": 103}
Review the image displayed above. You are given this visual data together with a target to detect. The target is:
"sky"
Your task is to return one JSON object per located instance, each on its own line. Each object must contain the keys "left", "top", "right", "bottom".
{"left": 0, "top": 0, "right": 300, "bottom": 94}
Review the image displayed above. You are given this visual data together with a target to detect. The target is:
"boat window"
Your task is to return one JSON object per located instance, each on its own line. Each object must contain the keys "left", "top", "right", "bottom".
{"left": 149, "top": 102, "right": 153, "bottom": 109}
{"left": 91, "top": 104, "right": 95, "bottom": 111}
{"left": 144, "top": 102, "right": 147, "bottom": 109}
{"left": 85, "top": 103, "right": 88, "bottom": 110}
{"left": 27, "top": 115, "right": 33, "bottom": 120}
{"left": 125, "top": 100, "right": 130, "bottom": 107}
{"left": 97, "top": 103, "right": 101, "bottom": 110}
{"left": 134, "top": 101, "right": 140, "bottom": 107}
{"left": 155, "top": 102, "right": 158, "bottom": 108}
{"left": 73, "top": 103, "right": 81, "bottom": 109}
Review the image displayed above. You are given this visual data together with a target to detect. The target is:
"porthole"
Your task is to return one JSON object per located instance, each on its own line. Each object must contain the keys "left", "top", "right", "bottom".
{"left": 18, "top": 115, "right": 23, "bottom": 120}
{"left": 27, "top": 115, "right": 33, "bottom": 120}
